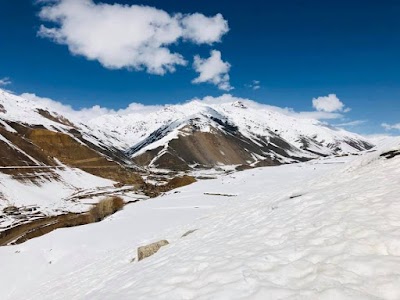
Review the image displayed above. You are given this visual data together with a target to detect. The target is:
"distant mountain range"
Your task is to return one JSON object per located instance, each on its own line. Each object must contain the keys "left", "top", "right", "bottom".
{"left": 0, "top": 89, "right": 373, "bottom": 173}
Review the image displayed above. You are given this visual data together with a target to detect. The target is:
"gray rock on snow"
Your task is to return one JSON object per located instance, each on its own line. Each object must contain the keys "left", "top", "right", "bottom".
{"left": 181, "top": 229, "right": 197, "bottom": 238}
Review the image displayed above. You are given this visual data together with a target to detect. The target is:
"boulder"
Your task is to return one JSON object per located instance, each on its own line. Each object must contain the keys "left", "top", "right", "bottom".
{"left": 137, "top": 240, "right": 169, "bottom": 261}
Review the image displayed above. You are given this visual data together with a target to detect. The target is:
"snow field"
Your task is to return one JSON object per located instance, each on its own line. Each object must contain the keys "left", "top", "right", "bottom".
{"left": 0, "top": 155, "right": 359, "bottom": 299}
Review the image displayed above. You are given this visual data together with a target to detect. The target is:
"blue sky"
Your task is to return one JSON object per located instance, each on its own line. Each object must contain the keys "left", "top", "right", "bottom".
{"left": 0, "top": 0, "right": 399, "bottom": 134}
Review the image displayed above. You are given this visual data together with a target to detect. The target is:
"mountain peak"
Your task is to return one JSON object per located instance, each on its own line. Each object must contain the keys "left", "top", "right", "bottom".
{"left": 231, "top": 101, "right": 247, "bottom": 109}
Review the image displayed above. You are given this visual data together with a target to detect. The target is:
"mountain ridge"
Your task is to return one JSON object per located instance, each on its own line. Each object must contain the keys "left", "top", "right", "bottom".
{"left": 0, "top": 90, "right": 374, "bottom": 171}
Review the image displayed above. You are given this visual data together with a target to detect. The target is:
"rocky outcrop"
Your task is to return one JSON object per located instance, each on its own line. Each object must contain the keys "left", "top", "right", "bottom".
{"left": 381, "top": 149, "right": 400, "bottom": 159}
{"left": 137, "top": 240, "right": 169, "bottom": 261}
{"left": 181, "top": 229, "right": 197, "bottom": 238}
{"left": 0, "top": 121, "right": 143, "bottom": 185}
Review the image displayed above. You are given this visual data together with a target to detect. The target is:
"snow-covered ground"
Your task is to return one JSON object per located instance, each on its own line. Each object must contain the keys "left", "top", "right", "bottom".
{"left": 0, "top": 166, "right": 146, "bottom": 230}
{"left": 0, "top": 144, "right": 399, "bottom": 299}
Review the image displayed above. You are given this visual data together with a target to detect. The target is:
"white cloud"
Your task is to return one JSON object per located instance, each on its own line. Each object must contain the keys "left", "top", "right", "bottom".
{"left": 192, "top": 94, "right": 343, "bottom": 120}
{"left": 363, "top": 134, "right": 400, "bottom": 145}
{"left": 192, "top": 50, "right": 233, "bottom": 91}
{"left": 312, "top": 94, "right": 347, "bottom": 113}
{"left": 21, "top": 92, "right": 163, "bottom": 122}
{"left": 0, "top": 77, "right": 11, "bottom": 86}
{"left": 181, "top": 13, "right": 229, "bottom": 44}
{"left": 38, "top": 0, "right": 229, "bottom": 75}
{"left": 336, "top": 120, "right": 367, "bottom": 127}
{"left": 245, "top": 80, "right": 260, "bottom": 90}
{"left": 382, "top": 122, "right": 400, "bottom": 131}
{"left": 20, "top": 92, "right": 348, "bottom": 126}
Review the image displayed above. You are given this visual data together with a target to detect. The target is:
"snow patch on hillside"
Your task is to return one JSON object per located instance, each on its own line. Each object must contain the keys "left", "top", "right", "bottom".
{"left": 0, "top": 166, "right": 114, "bottom": 228}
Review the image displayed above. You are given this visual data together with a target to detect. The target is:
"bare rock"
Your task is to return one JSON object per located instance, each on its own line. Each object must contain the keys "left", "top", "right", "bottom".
{"left": 137, "top": 240, "right": 169, "bottom": 261}
{"left": 113, "top": 182, "right": 125, "bottom": 188}
{"left": 181, "top": 229, "right": 197, "bottom": 238}
{"left": 3, "top": 206, "right": 19, "bottom": 215}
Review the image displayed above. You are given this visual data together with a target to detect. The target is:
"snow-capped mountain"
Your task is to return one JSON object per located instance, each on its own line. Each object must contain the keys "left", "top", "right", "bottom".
{"left": 0, "top": 89, "right": 373, "bottom": 172}
{"left": 89, "top": 98, "right": 373, "bottom": 169}
{"left": 0, "top": 89, "right": 143, "bottom": 186}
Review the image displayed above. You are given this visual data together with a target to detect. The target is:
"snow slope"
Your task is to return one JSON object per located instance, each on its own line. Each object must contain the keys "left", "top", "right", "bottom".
{"left": 0, "top": 166, "right": 115, "bottom": 228}
{"left": 0, "top": 89, "right": 128, "bottom": 151}
{"left": 95, "top": 99, "right": 373, "bottom": 160}
{"left": 0, "top": 89, "right": 145, "bottom": 225}
{"left": 90, "top": 99, "right": 370, "bottom": 153}
{"left": 1, "top": 140, "right": 399, "bottom": 299}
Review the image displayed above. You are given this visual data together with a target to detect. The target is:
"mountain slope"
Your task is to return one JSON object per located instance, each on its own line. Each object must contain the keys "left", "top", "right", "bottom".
{"left": 1, "top": 90, "right": 374, "bottom": 172}
{"left": 99, "top": 99, "right": 373, "bottom": 169}
{"left": 0, "top": 90, "right": 143, "bottom": 183}
{"left": 0, "top": 90, "right": 149, "bottom": 231}
{"left": 1, "top": 90, "right": 374, "bottom": 174}
{"left": 1, "top": 141, "right": 399, "bottom": 300}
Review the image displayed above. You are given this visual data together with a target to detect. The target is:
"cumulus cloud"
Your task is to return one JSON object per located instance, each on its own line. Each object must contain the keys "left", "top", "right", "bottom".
{"left": 37, "top": 0, "right": 229, "bottom": 75}
{"left": 382, "top": 122, "right": 400, "bottom": 131}
{"left": 181, "top": 13, "right": 229, "bottom": 44}
{"left": 192, "top": 50, "right": 233, "bottom": 91}
{"left": 0, "top": 77, "right": 11, "bottom": 86}
{"left": 312, "top": 94, "right": 349, "bottom": 113}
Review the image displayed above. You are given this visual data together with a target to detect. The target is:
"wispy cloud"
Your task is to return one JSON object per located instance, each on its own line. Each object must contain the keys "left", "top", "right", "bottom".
{"left": 336, "top": 120, "right": 367, "bottom": 127}
{"left": 192, "top": 50, "right": 233, "bottom": 91}
{"left": 245, "top": 80, "right": 261, "bottom": 90}
{"left": 382, "top": 122, "right": 400, "bottom": 131}
{"left": 0, "top": 77, "right": 11, "bottom": 86}
{"left": 38, "top": 0, "right": 229, "bottom": 75}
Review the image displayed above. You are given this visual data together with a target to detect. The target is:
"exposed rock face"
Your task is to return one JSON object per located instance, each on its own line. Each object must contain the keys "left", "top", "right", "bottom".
{"left": 131, "top": 123, "right": 295, "bottom": 170}
{"left": 0, "top": 90, "right": 145, "bottom": 185}
{"left": 121, "top": 100, "right": 374, "bottom": 170}
{"left": 3, "top": 206, "right": 19, "bottom": 215}
{"left": 0, "top": 121, "right": 143, "bottom": 185}
{"left": 165, "top": 175, "right": 197, "bottom": 190}
{"left": 137, "top": 240, "right": 169, "bottom": 261}
{"left": 1, "top": 89, "right": 374, "bottom": 174}
{"left": 36, "top": 109, "right": 75, "bottom": 128}
{"left": 381, "top": 149, "right": 400, "bottom": 159}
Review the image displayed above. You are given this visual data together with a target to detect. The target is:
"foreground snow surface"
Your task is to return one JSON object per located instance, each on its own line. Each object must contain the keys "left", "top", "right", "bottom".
{"left": 1, "top": 151, "right": 400, "bottom": 299}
